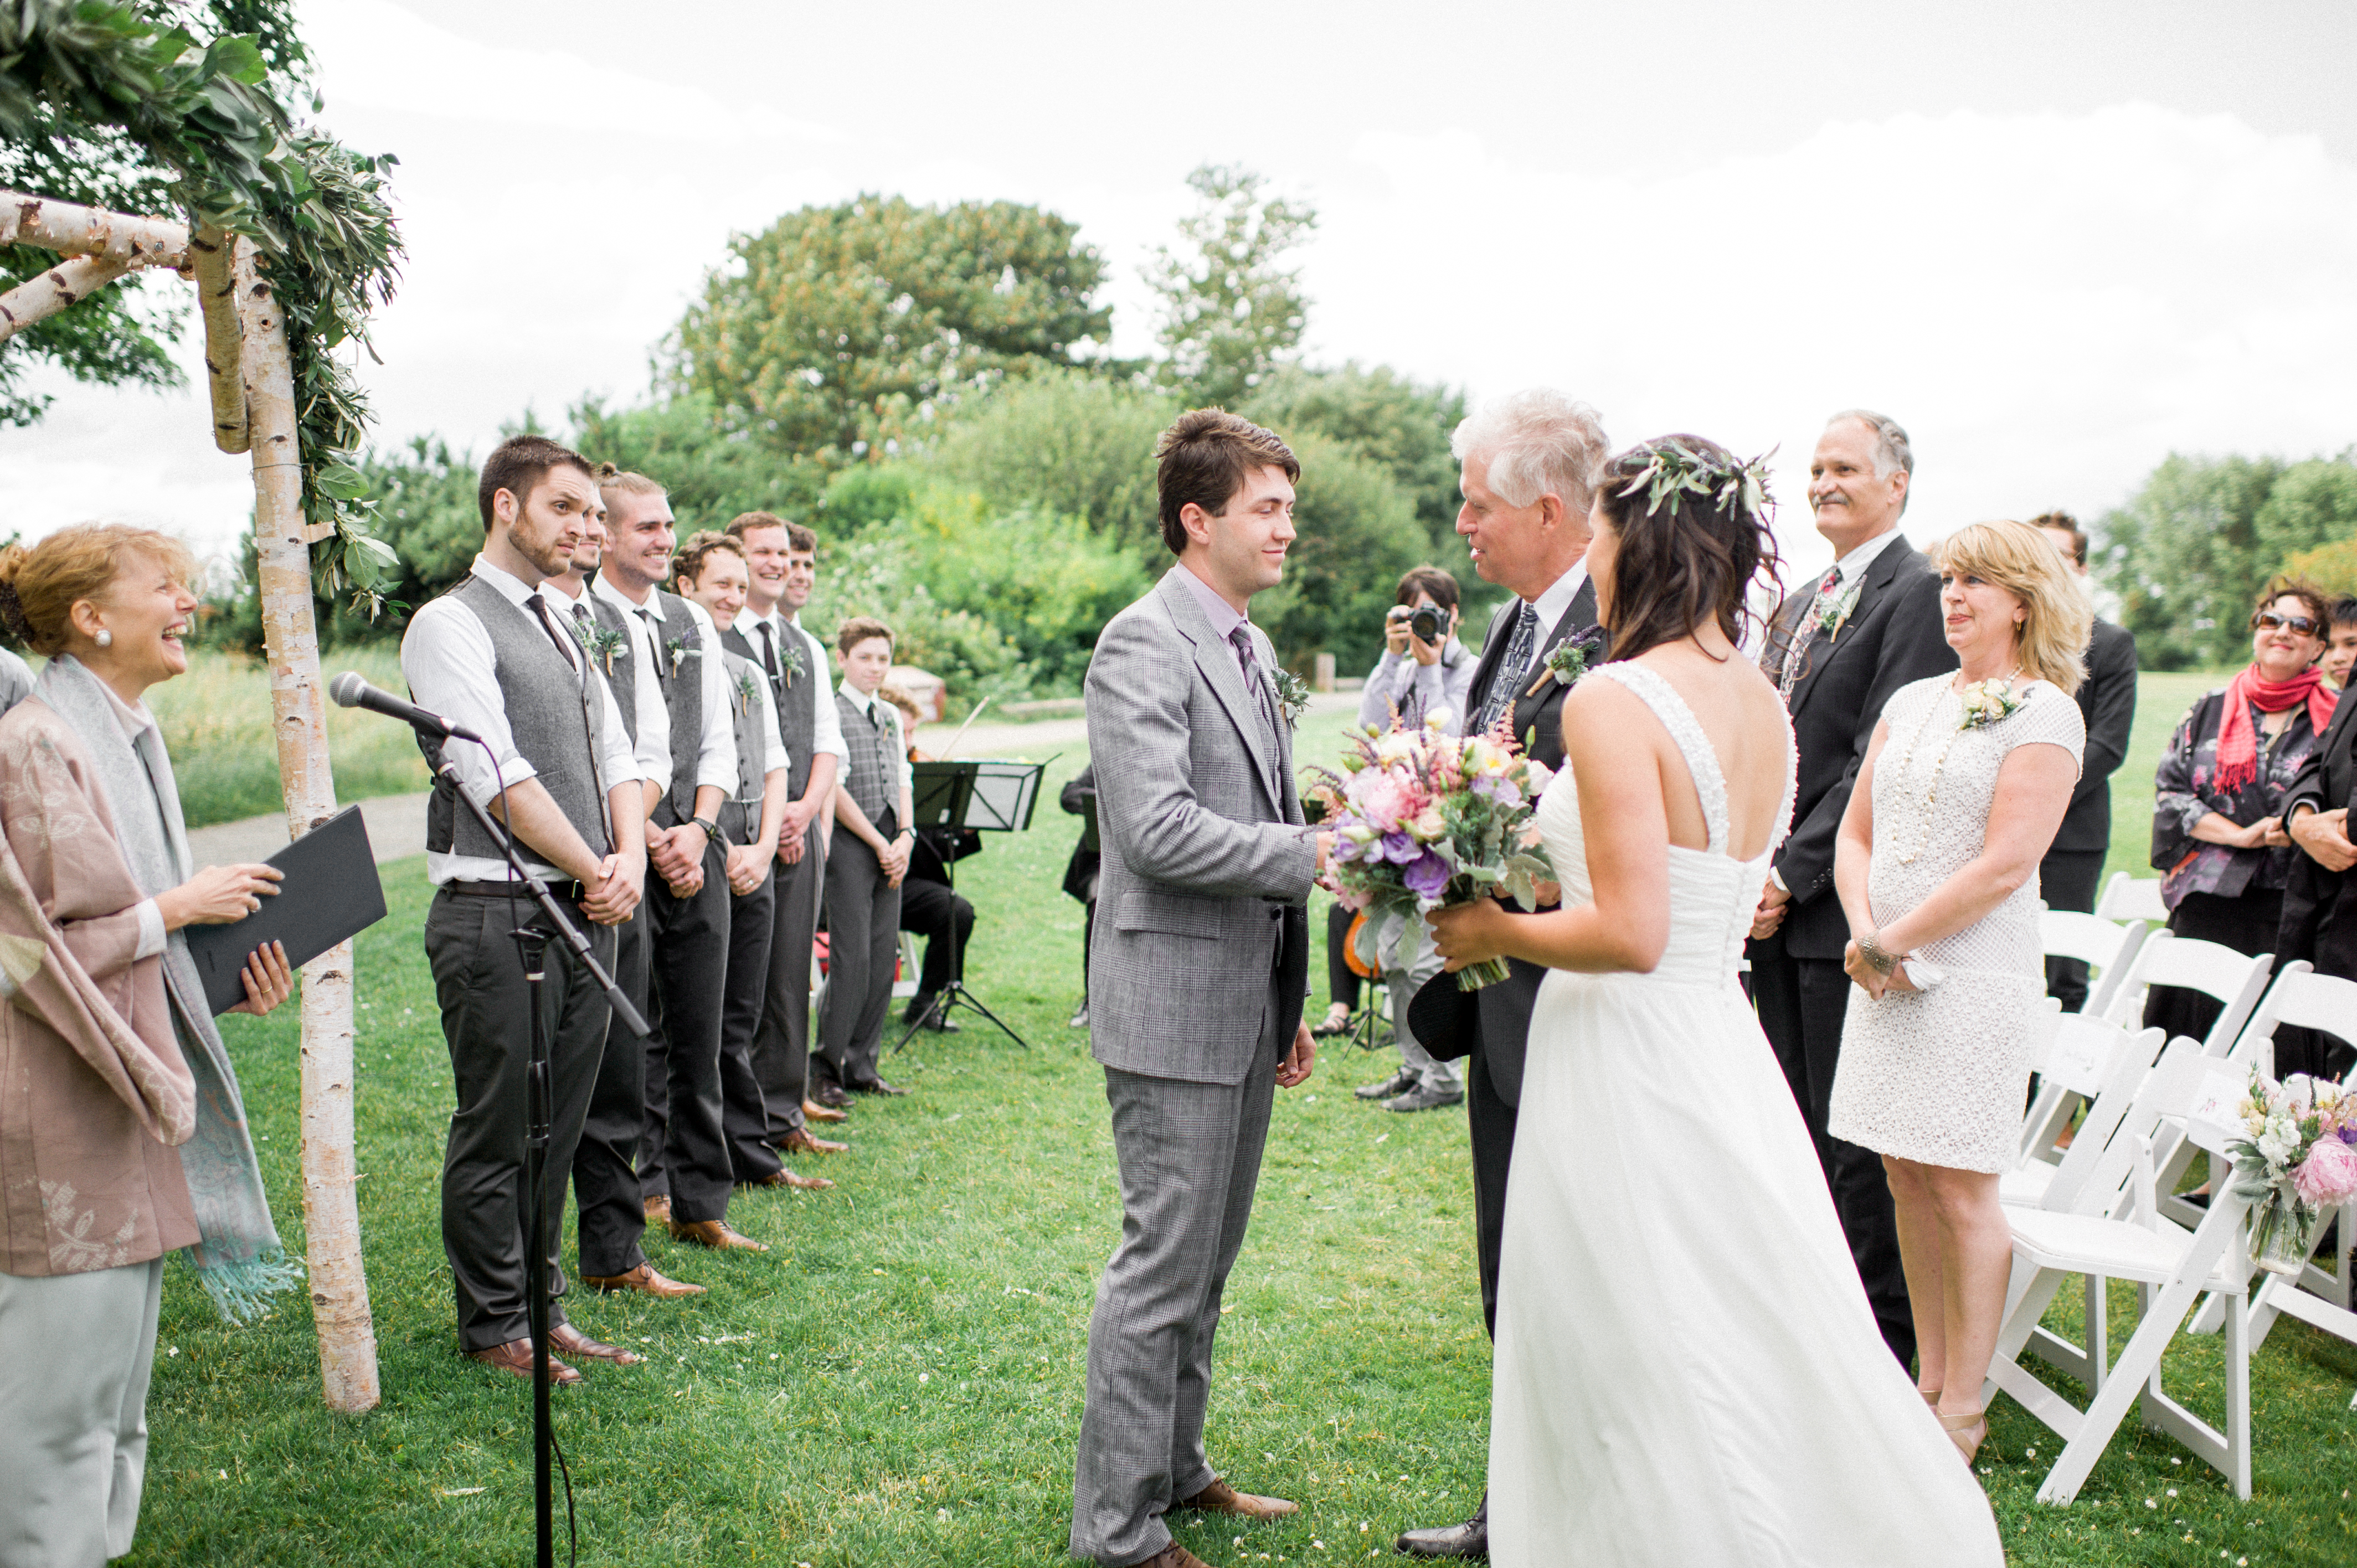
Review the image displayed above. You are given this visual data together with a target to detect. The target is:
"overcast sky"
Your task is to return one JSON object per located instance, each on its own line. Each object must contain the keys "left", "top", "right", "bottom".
{"left": 4, "top": 0, "right": 2354, "bottom": 585}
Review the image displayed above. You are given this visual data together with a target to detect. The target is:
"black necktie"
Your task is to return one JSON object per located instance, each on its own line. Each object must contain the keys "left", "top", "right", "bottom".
{"left": 527, "top": 594, "right": 584, "bottom": 683}
{"left": 1479, "top": 602, "right": 1540, "bottom": 735}
{"left": 755, "top": 620, "right": 781, "bottom": 681}
{"left": 637, "top": 607, "right": 667, "bottom": 684}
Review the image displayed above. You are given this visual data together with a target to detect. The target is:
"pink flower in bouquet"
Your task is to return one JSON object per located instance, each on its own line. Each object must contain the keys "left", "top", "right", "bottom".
{"left": 1355, "top": 769, "right": 1417, "bottom": 834}
{"left": 1407, "top": 804, "right": 1448, "bottom": 842}
{"left": 2294, "top": 1136, "right": 2357, "bottom": 1206}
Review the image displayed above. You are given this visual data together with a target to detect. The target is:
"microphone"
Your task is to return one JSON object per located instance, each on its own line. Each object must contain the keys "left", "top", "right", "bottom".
{"left": 328, "top": 672, "right": 484, "bottom": 744}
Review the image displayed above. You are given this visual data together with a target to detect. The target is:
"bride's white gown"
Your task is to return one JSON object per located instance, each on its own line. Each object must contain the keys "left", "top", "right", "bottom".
{"left": 1486, "top": 663, "right": 2002, "bottom": 1566}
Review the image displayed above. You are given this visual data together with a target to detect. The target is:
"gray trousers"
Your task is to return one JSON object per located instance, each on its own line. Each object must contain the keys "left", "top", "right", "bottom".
{"left": 819, "top": 834, "right": 900, "bottom": 1087}
{"left": 749, "top": 823, "right": 825, "bottom": 1134}
{"left": 0, "top": 1258, "right": 163, "bottom": 1567}
{"left": 1386, "top": 928, "right": 1457, "bottom": 1089}
{"left": 1071, "top": 977, "right": 1282, "bottom": 1567}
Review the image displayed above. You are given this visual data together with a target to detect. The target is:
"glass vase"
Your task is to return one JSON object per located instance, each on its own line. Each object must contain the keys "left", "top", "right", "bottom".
{"left": 2250, "top": 1192, "right": 2322, "bottom": 1277}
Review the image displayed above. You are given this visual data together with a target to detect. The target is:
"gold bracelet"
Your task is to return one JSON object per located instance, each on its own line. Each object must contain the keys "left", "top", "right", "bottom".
{"left": 1858, "top": 931, "right": 1900, "bottom": 975}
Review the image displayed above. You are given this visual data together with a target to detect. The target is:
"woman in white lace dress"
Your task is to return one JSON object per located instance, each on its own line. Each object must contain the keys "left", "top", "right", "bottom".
{"left": 1430, "top": 438, "right": 2002, "bottom": 1567}
{"left": 1829, "top": 519, "right": 2090, "bottom": 1463}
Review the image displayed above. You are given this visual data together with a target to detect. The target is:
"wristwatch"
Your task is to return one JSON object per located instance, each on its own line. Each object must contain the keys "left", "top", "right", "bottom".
{"left": 691, "top": 814, "right": 724, "bottom": 847}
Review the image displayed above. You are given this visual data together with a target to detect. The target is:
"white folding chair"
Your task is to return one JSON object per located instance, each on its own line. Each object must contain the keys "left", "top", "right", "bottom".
{"left": 891, "top": 930, "right": 922, "bottom": 1000}
{"left": 2039, "top": 906, "right": 2149, "bottom": 1021}
{"left": 1985, "top": 1044, "right": 2260, "bottom": 1503}
{"left": 2008, "top": 1019, "right": 2169, "bottom": 1212}
{"left": 2096, "top": 871, "right": 2169, "bottom": 925}
{"left": 2098, "top": 929, "right": 2273, "bottom": 1056}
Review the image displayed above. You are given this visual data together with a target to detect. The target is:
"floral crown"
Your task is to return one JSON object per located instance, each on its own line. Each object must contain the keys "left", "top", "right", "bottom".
{"left": 1613, "top": 437, "right": 1776, "bottom": 527}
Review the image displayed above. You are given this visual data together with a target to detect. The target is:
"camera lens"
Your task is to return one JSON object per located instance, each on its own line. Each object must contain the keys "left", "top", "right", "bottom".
{"left": 1411, "top": 606, "right": 1443, "bottom": 644}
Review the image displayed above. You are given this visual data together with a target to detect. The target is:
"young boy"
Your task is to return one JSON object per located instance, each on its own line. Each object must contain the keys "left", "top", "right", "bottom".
{"left": 825, "top": 617, "right": 915, "bottom": 1095}
{"left": 2324, "top": 596, "right": 2357, "bottom": 690}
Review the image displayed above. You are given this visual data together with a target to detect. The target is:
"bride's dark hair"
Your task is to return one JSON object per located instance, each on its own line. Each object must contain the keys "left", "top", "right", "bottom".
{"left": 1593, "top": 434, "right": 1783, "bottom": 663}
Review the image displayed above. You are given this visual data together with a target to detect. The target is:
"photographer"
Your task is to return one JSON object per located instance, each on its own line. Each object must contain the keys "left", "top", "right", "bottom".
{"left": 1352, "top": 566, "right": 1475, "bottom": 1112}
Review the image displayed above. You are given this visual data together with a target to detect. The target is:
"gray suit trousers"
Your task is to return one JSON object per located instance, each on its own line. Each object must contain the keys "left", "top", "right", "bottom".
{"left": 749, "top": 823, "right": 825, "bottom": 1133}
{"left": 1071, "top": 974, "right": 1282, "bottom": 1567}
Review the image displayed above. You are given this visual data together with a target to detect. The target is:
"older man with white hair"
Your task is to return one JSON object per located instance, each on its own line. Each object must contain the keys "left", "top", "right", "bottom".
{"left": 1396, "top": 388, "right": 1609, "bottom": 1561}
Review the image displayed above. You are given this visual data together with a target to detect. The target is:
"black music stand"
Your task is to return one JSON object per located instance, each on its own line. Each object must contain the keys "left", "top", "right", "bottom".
{"left": 893, "top": 759, "right": 1044, "bottom": 1053}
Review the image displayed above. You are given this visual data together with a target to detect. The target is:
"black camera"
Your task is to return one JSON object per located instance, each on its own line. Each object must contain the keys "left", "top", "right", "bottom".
{"left": 1409, "top": 605, "right": 1444, "bottom": 646}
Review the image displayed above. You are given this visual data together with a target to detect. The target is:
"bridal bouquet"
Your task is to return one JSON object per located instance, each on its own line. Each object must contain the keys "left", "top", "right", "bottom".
{"left": 1306, "top": 712, "right": 1555, "bottom": 992}
{"left": 2226, "top": 1072, "right": 2357, "bottom": 1275}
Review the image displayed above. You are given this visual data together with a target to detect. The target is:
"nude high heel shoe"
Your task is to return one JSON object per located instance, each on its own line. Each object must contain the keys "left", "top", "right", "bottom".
{"left": 1938, "top": 1407, "right": 1988, "bottom": 1463}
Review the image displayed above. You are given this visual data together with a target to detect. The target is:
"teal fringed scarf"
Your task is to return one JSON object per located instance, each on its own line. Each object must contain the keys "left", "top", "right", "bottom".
{"left": 36, "top": 656, "right": 300, "bottom": 1322}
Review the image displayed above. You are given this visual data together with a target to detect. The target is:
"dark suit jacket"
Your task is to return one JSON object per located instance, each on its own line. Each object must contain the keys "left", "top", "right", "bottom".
{"left": 1759, "top": 535, "right": 1958, "bottom": 960}
{"left": 1418, "top": 574, "right": 1604, "bottom": 1108}
{"left": 2277, "top": 689, "right": 2357, "bottom": 973}
{"left": 2051, "top": 617, "right": 2138, "bottom": 854}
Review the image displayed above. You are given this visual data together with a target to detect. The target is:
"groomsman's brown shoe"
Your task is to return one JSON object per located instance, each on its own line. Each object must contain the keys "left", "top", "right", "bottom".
{"left": 466, "top": 1337, "right": 580, "bottom": 1385}
{"left": 669, "top": 1218, "right": 769, "bottom": 1251}
{"left": 742, "top": 1166, "right": 834, "bottom": 1190}
{"left": 1176, "top": 1477, "right": 1297, "bottom": 1520}
{"left": 810, "top": 1081, "right": 852, "bottom": 1111}
{"left": 643, "top": 1194, "right": 672, "bottom": 1226}
{"left": 781, "top": 1126, "right": 846, "bottom": 1156}
{"left": 548, "top": 1322, "right": 644, "bottom": 1365}
{"left": 1134, "top": 1542, "right": 1216, "bottom": 1568}
{"left": 581, "top": 1262, "right": 705, "bottom": 1298}
{"left": 802, "top": 1097, "right": 848, "bottom": 1123}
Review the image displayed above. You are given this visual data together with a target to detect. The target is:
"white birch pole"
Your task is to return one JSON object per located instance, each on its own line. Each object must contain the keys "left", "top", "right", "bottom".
{"left": 233, "top": 238, "right": 382, "bottom": 1414}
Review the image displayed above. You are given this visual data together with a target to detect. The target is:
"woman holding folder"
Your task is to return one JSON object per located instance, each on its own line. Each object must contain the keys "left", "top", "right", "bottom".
{"left": 0, "top": 525, "right": 296, "bottom": 1566}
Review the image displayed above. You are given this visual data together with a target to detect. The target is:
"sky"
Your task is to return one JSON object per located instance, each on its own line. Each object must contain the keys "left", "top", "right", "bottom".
{"left": 3, "top": 0, "right": 2354, "bottom": 586}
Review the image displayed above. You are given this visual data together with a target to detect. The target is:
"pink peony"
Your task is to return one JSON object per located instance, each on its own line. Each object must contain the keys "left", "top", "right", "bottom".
{"left": 1352, "top": 770, "right": 1414, "bottom": 833}
{"left": 2294, "top": 1136, "right": 2357, "bottom": 1207}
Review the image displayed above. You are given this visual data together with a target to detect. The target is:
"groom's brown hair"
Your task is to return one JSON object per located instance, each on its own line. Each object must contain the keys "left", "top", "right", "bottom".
{"left": 1154, "top": 410, "right": 1299, "bottom": 555}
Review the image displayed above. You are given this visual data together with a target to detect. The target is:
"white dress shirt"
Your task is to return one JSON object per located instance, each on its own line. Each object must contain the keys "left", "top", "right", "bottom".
{"left": 742, "top": 606, "right": 850, "bottom": 766}
{"left": 593, "top": 574, "right": 738, "bottom": 798}
{"left": 837, "top": 680, "right": 915, "bottom": 796}
{"left": 94, "top": 677, "right": 174, "bottom": 960}
{"left": 1830, "top": 528, "right": 1905, "bottom": 586}
{"left": 400, "top": 556, "right": 642, "bottom": 885}
{"left": 541, "top": 577, "right": 670, "bottom": 797}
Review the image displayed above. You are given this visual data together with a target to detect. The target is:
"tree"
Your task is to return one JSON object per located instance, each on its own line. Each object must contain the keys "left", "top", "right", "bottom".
{"left": 1146, "top": 164, "right": 1316, "bottom": 408}
{"left": 1243, "top": 362, "right": 1466, "bottom": 535}
{"left": 917, "top": 370, "right": 1175, "bottom": 554}
{"left": 667, "top": 194, "right": 1110, "bottom": 470}
{"left": 2101, "top": 452, "right": 2357, "bottom": 669}
{"left": 574, "top": 391, "right": 826, "bottom": 532}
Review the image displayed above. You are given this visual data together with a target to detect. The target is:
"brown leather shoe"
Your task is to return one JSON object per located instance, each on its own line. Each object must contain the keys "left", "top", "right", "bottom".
{"left": 668, "top": 1217, "right": 769, "bottom": 1251}
{"left": 581, "top": 1262, "right": 706, "bottom": 1298}
{"left": 1134, "top": 1541, "right": 1215, "bottom": 1568}
{"left": 802, "top": 1097, "right": 848, "bottom": 1123}
{"left": 781, "top": 1126, "right": 846, "bottom": 1156}
{"left": 1177, "top": 1477, "right": 1298, "bottom": 1520}
{"left": 643, "top": 1194, "right": 672, "bottom": 1226}
{"left": 810, "top": 1080, "right": 851, "bottom": 1111}
{"left": 548, "top": 1322, "right": 644, "bottom": 1365}
{"left": 466, "top": 1337, "right": 581, "bottom": 1385}
{"left": 742, "top": 1166, "right": 834, "bottom": 1190}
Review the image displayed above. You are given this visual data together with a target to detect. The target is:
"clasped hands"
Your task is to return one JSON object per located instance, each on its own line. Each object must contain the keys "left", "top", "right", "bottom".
{"left": 1841, "top": 932, "right": 1921, "bottom": 1000}
{"left": 2290, "top": 805, "right": 2356, "bottom": 873}
{"left": 876, "top": 829, "right": 913, "bottom": 888}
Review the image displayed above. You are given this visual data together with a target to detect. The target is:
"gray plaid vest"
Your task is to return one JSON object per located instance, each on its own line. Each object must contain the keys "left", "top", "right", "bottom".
{"left": 836, "top": 688, "right": 900, "bottom": 838}
{"left": 715, "top": 647, "right": 767, "bottom": 847}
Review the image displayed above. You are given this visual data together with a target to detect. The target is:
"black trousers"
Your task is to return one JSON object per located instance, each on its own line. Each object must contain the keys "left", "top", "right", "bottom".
{"left": 574, "top": 907, "right": 649, "bottom": 1278}
{"left": 2144, "top": 888, "right": 2282, "bottom": 1047}
{"left": 719, "top": 865, "right": 783, "bottom": 1183}
{"left": 901, "top": 875, "right": 974, "bottom": 995}
{"left": 820, "top": 834, "right": 901, "bottom": 1086}
{"left": 1325, "top": 901, "right": 1361, "bottom": 1012}
{"left": 1466, "top": 1045, "right": 1517, "bottom": 1339}
{"left": 638, "top": 840, "right": 735, "bottom": 1224}
{"left": 425, "top": 889, "right": 615, "bottom": 1352}
{"left": 749, "top": 822, "right": 824, "bottom": 1133}
{"left": 2040, "top": 849, "right": 2106, "bottom": 1013}
{"left": 1748, "top": 928, "right": 1916, "bottom": 1369}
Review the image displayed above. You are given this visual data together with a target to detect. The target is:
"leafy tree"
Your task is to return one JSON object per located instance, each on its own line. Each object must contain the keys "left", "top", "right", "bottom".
{"left": 667, "top": 194, "right": 1110, "bottom": 469}
{"left": 1243, "top": 362, "right": 1466, "bottom": 535}
{"left": 2101, "top": 452, "right": 2357, "bottom": 669}
{"left": 2284, "top": 535, "right": 2357, "bottom": 600}
{"left": 916, "top": 370, "right": 1175, "bottom": 553}
{"left": 1146, "top": 164, "right": 1315, "bottom": 407}
{"left": 573, "top": 391, "right": 824, "bottom": 530}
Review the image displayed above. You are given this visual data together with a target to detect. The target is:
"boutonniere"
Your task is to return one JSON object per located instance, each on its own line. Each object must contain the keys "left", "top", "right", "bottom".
{"left": 776, "top": 636, "right": 807, "bottom": 688}
{"left": 1957, "top": 677, "right": 2026, "bottom": 731}
{"left": 563, "top": 615, "right": 629, "bottom": 677}
{"left": 1525, "top": 623, "right": 1606, "bottom": 697}
{"left": 1270, "top": 666, "right": 1311, "bottom": 730}
{"left": 734, "top": 669, "right": 760, "bottom": 716}
{"left": 666, "top": 625, "right": 703, "bottom": 678}
{"left": 1816, "top": 576, "right": 1865, "bottom": 641}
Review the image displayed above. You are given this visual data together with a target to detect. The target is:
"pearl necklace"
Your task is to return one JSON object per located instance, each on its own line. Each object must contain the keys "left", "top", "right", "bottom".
{"left": 1891, "top": 669, "right": 2019, "bottom": 865}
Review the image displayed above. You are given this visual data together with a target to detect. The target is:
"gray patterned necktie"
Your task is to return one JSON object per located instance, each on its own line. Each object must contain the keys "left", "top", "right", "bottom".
{"left": 1228, "top": 625, "right": 1279, "bottom": 742}
{"left": 1478, "top": 601, "right": 1541, "bottom": 736}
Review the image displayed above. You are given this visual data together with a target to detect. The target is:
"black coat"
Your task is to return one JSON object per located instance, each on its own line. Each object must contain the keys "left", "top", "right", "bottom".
{"left": 1757, "top": 535, "right": 1959, "bottom": 961}
{"left": 2277, "top": 690, "right": 2357, "bottom": 975}
{"left": 2052, "top": 617, "right": 2139, "bottom": 854}
{"left": 1059, "top": 765, "right": 1099, "bottom": 905}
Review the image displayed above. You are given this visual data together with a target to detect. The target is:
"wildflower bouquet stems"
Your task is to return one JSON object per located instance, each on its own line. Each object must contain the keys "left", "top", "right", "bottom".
{"left": 2227, "top": 1072, "right": 2357, "bottom": 1275}
{"left": 1307, "top": 712, "right": 1555, "bottom": 991}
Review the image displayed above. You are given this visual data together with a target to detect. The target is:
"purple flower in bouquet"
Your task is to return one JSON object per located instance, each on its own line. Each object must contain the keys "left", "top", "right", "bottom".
{"left": 1380, "top": 831, "right": 1424, "bottom": 865}
{"left": 1402, "top": 851, "right": 1452, "bottom": 900}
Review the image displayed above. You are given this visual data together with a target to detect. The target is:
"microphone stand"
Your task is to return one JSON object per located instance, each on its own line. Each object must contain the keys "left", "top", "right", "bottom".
{"left": 435, "top": 758, "right": 648, "bottom": 1568}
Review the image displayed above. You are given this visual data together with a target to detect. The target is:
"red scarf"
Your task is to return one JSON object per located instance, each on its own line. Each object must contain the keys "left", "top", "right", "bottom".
{"left": 2214, "top": 664, "right": 2337, "bottom": 795}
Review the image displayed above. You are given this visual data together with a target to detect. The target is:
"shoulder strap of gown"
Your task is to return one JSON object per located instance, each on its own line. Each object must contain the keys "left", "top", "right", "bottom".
{"left": 1592, "top": 662, "right": 1729, "bottom": 855}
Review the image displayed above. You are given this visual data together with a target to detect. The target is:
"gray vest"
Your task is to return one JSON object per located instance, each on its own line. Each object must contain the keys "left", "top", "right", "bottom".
{"left": 837, "top": 688, "right": 900, "bottom": 837}
{"left": 715, "top": 647, "right": 768, "bottom": 847}
{"left": 423, "top": 574, "right": 610, "bottom": 864}
{"left": 636, "top": 589, "right": 706, "bottom": 828}
{"left": 584, "top": 592, "right": 639, "bottom": 745}
{"left": 725, "top": 615, "right": 817, "bottom": 800}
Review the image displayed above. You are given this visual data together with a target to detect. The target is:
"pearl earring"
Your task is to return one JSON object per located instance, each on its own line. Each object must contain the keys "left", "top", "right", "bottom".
{"left": 94, "top": 628, "right": 112, "bottom": 648}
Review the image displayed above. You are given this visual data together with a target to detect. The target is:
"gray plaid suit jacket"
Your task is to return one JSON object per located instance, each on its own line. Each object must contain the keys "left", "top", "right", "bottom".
{"left": 1083, "top": 568, "right": 1317, "bottom": 1084}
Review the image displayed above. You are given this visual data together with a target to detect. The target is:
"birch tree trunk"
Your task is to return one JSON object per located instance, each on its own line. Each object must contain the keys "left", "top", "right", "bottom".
{"left": 233, "top": 238, "right": 382, "bottom": 1414}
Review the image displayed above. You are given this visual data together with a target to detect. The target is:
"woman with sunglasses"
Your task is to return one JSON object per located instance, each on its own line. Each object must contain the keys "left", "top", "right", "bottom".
{"left": 2146, "top": 575, "right": 2338, "bottom": 1041}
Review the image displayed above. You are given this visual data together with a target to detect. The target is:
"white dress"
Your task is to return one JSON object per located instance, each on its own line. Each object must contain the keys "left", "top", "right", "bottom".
{"left": 1829, "top": 677, "right": 2086, "bottom": 1173}
{"left": 1487, "top": 663, "right": 2003, "bottom": 1568}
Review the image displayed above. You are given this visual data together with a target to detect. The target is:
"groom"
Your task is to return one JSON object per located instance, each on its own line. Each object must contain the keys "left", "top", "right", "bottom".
{"left": 1399, "top": 388, "right": 1612, "bottom": 1560}
{"left": 1071, "top": 410, "right": 1325, "bottom": 1568}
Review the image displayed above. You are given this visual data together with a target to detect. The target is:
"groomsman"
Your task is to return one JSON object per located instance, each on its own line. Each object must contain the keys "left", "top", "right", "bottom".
{"left": 2030, "top": 512, "right": 2138, "bottom": 1012}
{"left": 593, "top": 467, "right": 764, "bottom": 1251}
{"left": 723, "top": 512, "right": 852, "bottom": 1141}
{"left": 401, "top": 434, "right": 650, "bottom": 1380}
{"left": 541, "top": 495, "right": 704, "bottom": 1298}
{"left": 1748, "top": 410, "right": 1956, "bottom": 1369}
{"left": 1397, "top": 389, "right": 1610, "bottom": 1561}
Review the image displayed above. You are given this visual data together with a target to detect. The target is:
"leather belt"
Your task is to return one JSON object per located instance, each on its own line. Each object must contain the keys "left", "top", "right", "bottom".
{"left": 444, "top": 877, "right": 590, "bottom": 903}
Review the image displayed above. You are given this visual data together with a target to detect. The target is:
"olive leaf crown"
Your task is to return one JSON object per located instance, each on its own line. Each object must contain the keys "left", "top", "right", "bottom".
{"left": 1615, "top": 437, "right": 1776, "bottom": 527}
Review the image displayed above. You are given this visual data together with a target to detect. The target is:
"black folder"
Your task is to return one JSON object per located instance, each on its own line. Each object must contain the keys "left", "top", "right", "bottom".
{"left": 185, "top": 804, "right": 389, "bottom": 1014}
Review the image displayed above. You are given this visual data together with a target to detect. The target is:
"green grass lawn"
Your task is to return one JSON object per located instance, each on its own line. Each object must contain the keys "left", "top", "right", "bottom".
{"left": 131, "top": 699, "right": 2357, "bottom": 1565}
{"left": 156, "top": 647, "right": 430, "bottom": 828}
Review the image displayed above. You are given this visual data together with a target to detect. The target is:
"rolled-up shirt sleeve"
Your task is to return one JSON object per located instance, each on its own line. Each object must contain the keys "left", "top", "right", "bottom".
{"left": 687, "top": 606, "right": 740, "bottom": 795}
{"left": 756, "top": 682, "right": 790, "bottom": 775}
{"left": 133, "top": 898, "right": 165, "bottom": 961}
{"left": 400, "top": 595, "right": 535, "bottom": 807}
{"left": 591, "top": 672, "right": 641, "bottom": 791}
